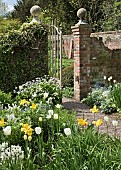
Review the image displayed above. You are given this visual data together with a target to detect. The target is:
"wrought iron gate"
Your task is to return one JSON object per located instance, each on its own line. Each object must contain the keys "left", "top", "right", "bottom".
{"left": 48, "top": 22, "right": 62, "bottom": 89}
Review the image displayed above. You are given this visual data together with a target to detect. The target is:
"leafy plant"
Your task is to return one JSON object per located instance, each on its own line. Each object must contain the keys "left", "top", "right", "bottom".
{"left": 111, "top": 83, "right": 121, "bottom": 112}
{"left": 62, "top": 86, "right": 74, "bottom": 98}
{"left": 81, "top": 86, "right": 117, "bottom": 114}
{"left": 62, "top": 65, "right": 74, "bottom": 87}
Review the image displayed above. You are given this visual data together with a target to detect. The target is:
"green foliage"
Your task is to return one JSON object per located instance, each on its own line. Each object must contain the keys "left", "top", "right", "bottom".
{"left": 62, "top": 87, "right": 74, "bottom": 98}
{"left": 62, "top": 65, "right": 74, "bottom": 87}
{"left": 0, "top": 90, "right": 12, "bottom": 107}
{"left": 11, "top": 0, "right": 110, "bottom": 33}
{"left": 13, "top": 76, "right": 62, "bottom": 106}
{"left": 100, "top": 0, "right": 121, "bottom": 31}
{"left": 0, "top": 19, "right": 21, "bottom": 35}
{"left": 0, "top": 78, "right": 121, "bottom": 169}
{"left": 62, "top": 58, "right": 73, "bottom": 69}
{"left": 47, "top": 126, "right": 121, "bottom": 170}
{"left": 0, "top": 22, "right": 48, "bottom": 92}
{"left": 111, "top": 83, "right": 121, "bottom": 112}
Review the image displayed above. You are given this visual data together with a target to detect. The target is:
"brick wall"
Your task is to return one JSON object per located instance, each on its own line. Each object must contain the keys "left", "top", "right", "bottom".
{"left": 71, "top": 26, "right": 121, "bottom": 101}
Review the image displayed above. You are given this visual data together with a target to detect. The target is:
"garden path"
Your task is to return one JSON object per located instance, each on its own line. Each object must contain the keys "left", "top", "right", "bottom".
{"left": 62, "top": 97, "right": 121, "bottom": 139}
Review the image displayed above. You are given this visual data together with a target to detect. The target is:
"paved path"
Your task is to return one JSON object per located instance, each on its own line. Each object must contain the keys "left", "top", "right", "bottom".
{"left": 62, "top": 97, "right": 121, "bottom": 139}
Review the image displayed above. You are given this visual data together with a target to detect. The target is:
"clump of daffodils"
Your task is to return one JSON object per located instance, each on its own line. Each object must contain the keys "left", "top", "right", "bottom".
{"left": 21, "top": 123, "right": 33, "bottom": 141}
{"left": 0, "top": 142, "right": 24, "bottom": 163}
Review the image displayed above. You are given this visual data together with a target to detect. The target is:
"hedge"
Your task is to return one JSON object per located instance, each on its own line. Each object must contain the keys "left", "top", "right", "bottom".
{"left": 0, "top": 22, "right": 48, "bottom": 92}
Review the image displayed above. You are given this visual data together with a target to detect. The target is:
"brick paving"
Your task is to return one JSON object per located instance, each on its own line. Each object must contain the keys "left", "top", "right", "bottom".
{"left": 62, "top": 97, "right": 121, "bottom": 139}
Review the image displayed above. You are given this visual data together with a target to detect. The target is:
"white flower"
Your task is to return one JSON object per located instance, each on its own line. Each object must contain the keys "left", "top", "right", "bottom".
{"left": 35, "top": 127, "right": 42, "bottom": 134}
{"left": 43, "top": 92, "right": 49, "bottom": 99}
{"left": 112, "top": 120, "right": 118, "bottom": 126}
{"left": 39, "top": 117, "right": 42, "bottom": 122}
{"left": 6, "top": 114, "right": 15, "bottom": 121}
{"left": 46, "top": 97, "right": 53, "bottom": 104}
{"left": 46, "top": 115, "right": 51, "bottom": 119}
{"left": 104, "top": 116, "right": 109, "bottom": 122}
{"left": 56, "top": 104, "right": 62, "bottom": 109}
{"left": 48, "top": 110, "right": 53, "bottom": 116}
{"left": 19, "top": 85, "right": 23, "bottom": 90}
{"left": 64, "top": 128, "right": 71, "bottom": 136}
{"left": 28, "top": 136, "right": 32, "bottom": 141}
{"left": 108, "top": 76, "right": 112, "bottom": 81}
{"left": 113, "top": 80, "right": 116, "bottom": 83}
{"left": 104, "top": 76, "right": 106, "bottom": 80}
{"left": 102, "top": 91, "right": 109, "bottom": 98}
{"left": 24, "top": 135, "right": 27, "bottom": 140}
{"left": 54, "top": 114, "right": 58, "bottom": 120}
{"left": 3, "top": 126, "right": 11, "bottom": 136}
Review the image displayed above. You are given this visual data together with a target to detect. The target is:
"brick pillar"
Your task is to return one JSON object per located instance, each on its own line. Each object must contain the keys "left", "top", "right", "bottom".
{"left": 71, "top": 24, "right": 92, "bottom": 101}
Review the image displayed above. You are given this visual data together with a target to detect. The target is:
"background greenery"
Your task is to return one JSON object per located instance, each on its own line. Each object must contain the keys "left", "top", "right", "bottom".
{"left": 9, "top": 0, "right": 121, "bottom": 33}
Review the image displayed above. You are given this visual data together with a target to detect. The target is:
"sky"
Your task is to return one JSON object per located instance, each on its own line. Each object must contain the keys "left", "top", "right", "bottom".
{"left": 3, "top": 0, "right": 17, "bottom": 12}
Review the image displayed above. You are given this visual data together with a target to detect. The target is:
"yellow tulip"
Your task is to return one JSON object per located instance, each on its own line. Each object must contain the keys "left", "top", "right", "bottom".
{"left": 77, "top": 118, "right": 88, "bottom": 126}
{"left": 92, "top": 119, "right": 103, "bottom": 127}
{"left": 90, "top": 105, "right": 99, "bottom": 113}
{"left": 0, "top": 118, "right": 5, "bottom": 127}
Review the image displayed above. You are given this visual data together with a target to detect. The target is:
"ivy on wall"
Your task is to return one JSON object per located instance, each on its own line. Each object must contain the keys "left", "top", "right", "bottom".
{"left": 0, "top": 22, "right": 48, "bottom": 92}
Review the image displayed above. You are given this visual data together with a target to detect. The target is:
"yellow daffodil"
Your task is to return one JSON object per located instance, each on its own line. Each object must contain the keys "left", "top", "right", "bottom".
{"left": 21, "top": 123, "right": 33, "bottom": 136}
{"left": 20, "top": 99, "right": 30, "bottom": 106}
{"left": 90, "top": 105, "right": 99, "bottom": 113}
{"left": 20, "top": 99, "right": 27, "bottom": 105}
{"left": 77, "top": 118, "right": 88, "bottom": 126}
{"left": 30, "top": 103, "right": 38, "bottom": 110}
{"left": 92, "top": 119, "right": 103, "bottom": 127}
{"left": 0, "top": 118, "right": 5, "bottom": 127}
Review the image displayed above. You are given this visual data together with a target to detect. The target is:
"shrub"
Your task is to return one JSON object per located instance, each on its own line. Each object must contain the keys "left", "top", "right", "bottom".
{"left": 0, "top": 90, "right": 12, "bottom": 108}
{"left": 62, "top": 65, "right": 74, "bottom": 87}
{"left": 62, "top": 87, "right": 74, "bottom": 98}
{"left": 0, "top": 22, "right": 48, "bottom": 92}
{"left": 81, "top": 86, "right": 117, "bottom": 114}
{"left": 13, "top": 76, "right": 62, "bottom": 106}
{"left": 0, "top": 19, "right": 21, "bottom": 35}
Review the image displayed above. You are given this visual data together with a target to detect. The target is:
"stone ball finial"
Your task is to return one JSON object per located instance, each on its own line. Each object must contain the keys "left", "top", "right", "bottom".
{"left": 30, "top": 5, "right": 41, "bottom": 23}
{"left": 76, "top": 8, "right": 87, "bottom": 25}
{"left": 30, "top": 5, "right": 41, "bottom": 16}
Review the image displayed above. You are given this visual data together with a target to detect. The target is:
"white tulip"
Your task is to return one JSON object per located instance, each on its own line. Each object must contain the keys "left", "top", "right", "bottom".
{"left": 54, "top": 114, "right": 58, "bottom": 120}
{"left": 104, "top": 116, "right": 109, "bottom": 122}
{"left": 112, "top": 120, "right": 118, "bottom": 126}
{"left": 48, "top": 110, "right": 53, "bottom": 116}
{"left": 43, "top": 92, "right": 49, "bottom": 99}
{"left": 39, "top": 117, "right": 42, "bottom": 122}
{"left": 56, "top": 104, "right": 62, "bottom": 109}
{"left": 24, "top": 135, "right": 27, "bottom": 140}
{"left": 35, "top": 127, "right": 42, "bottom": 134}
{"left": 113, "top": 80, "right": 116, "bottom": 83}
{"left": 3, "top": 126, "right": 11, "bottom": 136}
{"left": 104, "top": 76, "right": 106, "bottom": 80}
{"left": 64, "top": 128, "right": 71, "bottom": 136}
{"left": 46, "top": 115, "right": 51, "bottom": 119}
{"left": 28, "top": 136, "right": 32, "bottom": 141}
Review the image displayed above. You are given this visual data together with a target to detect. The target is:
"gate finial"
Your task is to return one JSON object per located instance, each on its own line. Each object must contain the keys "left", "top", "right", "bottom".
{"left": 76, "top": 8, "right": 87, "bottom": 26}
{"left": 30, "top": 5, "right": 41, "bottom": 23}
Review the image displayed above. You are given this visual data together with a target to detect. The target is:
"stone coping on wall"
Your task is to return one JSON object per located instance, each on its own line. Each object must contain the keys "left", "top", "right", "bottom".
{"left": 90, "top": 30, "right": 121, "bottom": 50}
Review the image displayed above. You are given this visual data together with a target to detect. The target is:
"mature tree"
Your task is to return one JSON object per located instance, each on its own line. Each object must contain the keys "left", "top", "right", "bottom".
{"left": 0, "top": 0, "right": 8, "bottom": 16}
{"left": 100, "top": 0, "right": 121, "bottom": 31}
{"left": 11, "top": 0, "right": 120, "bottom": 33}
